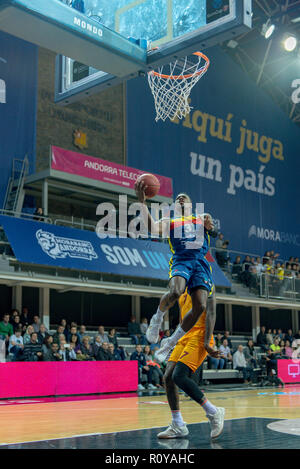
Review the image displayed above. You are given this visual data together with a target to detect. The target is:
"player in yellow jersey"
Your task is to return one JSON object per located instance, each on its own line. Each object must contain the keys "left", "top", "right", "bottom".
{"left": 157, "top": 289, "right": 225, "bottom": 440}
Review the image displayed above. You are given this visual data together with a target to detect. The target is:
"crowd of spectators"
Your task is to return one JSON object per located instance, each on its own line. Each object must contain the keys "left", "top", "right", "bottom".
{"left": 214, "top": 233, "right": 300, "bottom": 297}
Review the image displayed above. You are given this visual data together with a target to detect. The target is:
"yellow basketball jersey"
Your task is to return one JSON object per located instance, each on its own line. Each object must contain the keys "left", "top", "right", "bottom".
{"left": 178, "top": 289, "right": 206, "bottom": 337}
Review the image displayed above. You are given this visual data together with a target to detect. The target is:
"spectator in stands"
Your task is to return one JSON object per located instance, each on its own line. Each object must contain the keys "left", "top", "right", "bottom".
{"left": 292, "top": 341, "right": 300, "bottom": 359}
{"left": 23, "top": 332, "right": 43, "bottom": 361}
{"left": 0, "top": 313, "right": 13, "bottom": 343}
{"left": 23, "top": 325, "right": 35, "bottom": 345}
{"left": 266, "top": 329, "right": 273, "bottom": 345}
{"left": 96, "top": 342, "right": 112, "bottom": 361}
{"left": 91, "top": 335, "right": 102, "bottom": 357}
{"left": 140, "top": 318, "right": 148, "bottom": 336}
{"left": 43, "top": 342, "right": 61, "bottom": 361}
{"left": 8, "top": 329, "right": 24, "bottom": 360}
{"left": 215, "top": 232, "right": 224, "bottom": 250}
{"left": 255, "top": 257, "right": 263, "bottom": 275}
{"left": 77, "top": 336, "right": 95, "bottom": 361}
{"left": 52, "top": 325, "right": 65, "bottom": 344}
{"left": 108, "top": 343, "right": 122, "bottom": 360}
{"left": 262, "top": 251, "right": 271, "bottom": 265}
{"left": 282, "top": 340, "right": 293, "bottom": 358}
{"left": 68, "top": 343, "right": 77, "bottom": 361}
{"left": 107, "top": 328, "right": 126, "bottom": 360}
{"left": 11, "top": 314, "right": 22, "bottom": 334}
{"left": 215, "top": 333, "right": 223, "bottom": 348}
{"left": 143, "top": 345, "right": 164, "bottom": 388}
{"left": 219, "top": 339, "right": 232, "bottom": 368}
{"left": 67, "top": 325, "right": 81, "bottom": 343}
{"left": 96, "top": 325, "right": 109, "bottom": 345}
{"left": 130, "top": 345, "right": 155, "bottom": 390}
{"left": 294, "top": 330, "right": 300, "bottom": 340}
{"left": 70, "top": 333, "right": 81, "bottom": 354}
{"left": 248, "top": 265, "right": 259, "bottom": 293}
{"left": 244, "top": 339, "right": 258, "bottom": 368}
{"left": 20, "top": 307, "right": 31, "bottom": 329}
{"left": 42, "top": 335, "right": 53, "bottom": 360}
{"left": 277, "top": 329, "right": 284, "bottom": 340}
{"left": 233, "top": 345, "right": 254, "bottom": 384}
{"left": 60, "top": 318, "right": 69, "bottom": 338}
{"left": 285, "top": 329, "right": 294, "bottom": 345}
{"left": 128, "top": 316, "right": 146, "bottom": 345}
{"left": 216, "top": 240, "right": 230, "bottom": 268}
{"left": 231, "top": 256, "right": 243, "bottom": 278}
{"left": 263, "top": 349, "right": 278, "bottom": 376}
{"left": 37, "top": 324, "right": 49, "bottom": 345}
{"left": 256, "top": 326, "right": 268, "bottom": 351}
{"left": 31, "top": 315, "right": 41, "bottom": 334}
{"left": 58, "top": 339, "right": 71, "bottom": 361}
{"left": 33, "top": 207, "right": 44, "bottom": 221}
{"left": 221, "top": 331, "right": 232, "bottom": 350}
{"left": 78, "top": 325, "right": 87, "bottom": 342}
{"left": 207, "top": 344, "right": 225, "bottom": 370}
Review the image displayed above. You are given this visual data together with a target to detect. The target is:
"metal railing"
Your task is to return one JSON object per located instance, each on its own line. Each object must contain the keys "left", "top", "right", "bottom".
{"left": 0, "top": 208, "right": 52, "bottom": 224}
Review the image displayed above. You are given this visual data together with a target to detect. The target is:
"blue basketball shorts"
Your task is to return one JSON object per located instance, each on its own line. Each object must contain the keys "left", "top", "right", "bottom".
{"left": 169, "top": 255, "right": 214, "bottom": 296}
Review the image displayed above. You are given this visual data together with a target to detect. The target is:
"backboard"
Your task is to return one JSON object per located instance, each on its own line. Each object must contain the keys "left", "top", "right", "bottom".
{"left": 0, "top": 0, "right": 252, "bottom": 103}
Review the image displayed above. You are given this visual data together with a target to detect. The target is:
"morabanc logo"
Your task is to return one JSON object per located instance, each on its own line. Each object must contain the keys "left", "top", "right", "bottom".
{"left": 36, "top": 229, "right": 98, "bottom": 260}
{"left": 248, "top": 225, "right": 300, "bottom": 246}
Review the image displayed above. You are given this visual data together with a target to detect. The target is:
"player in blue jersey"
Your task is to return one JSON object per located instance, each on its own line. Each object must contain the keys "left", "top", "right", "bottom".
{"left": 135, "top": 180, "right": 219, "bottom": 363}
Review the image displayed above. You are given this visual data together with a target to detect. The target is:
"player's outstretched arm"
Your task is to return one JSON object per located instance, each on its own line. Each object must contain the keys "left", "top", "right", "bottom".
{"left": 204, "top": 292, "right": 220, "bottom": 359}
{"left": 135, "top": 179, "right": 169, "bottom": 237}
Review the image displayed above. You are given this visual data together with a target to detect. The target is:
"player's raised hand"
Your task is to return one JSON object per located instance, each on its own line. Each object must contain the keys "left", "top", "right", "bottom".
{"left": 204, "top": 213, "right": 214, "bottom": 231}
{"left": 134, "top": 179, "right": 147, "bottom": 203}
{"left": 204, "top": 344, "right": 220, "bottom": 359}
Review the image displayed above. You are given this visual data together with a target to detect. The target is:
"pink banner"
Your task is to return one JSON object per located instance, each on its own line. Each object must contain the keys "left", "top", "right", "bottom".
{"left": 51, "top": 146, "right": 173, "bottom": 198}
{"left": 0, "top": 362, "right": 138, "bottom": 398}
{"left": 277, "top": 359, "right": 300, "bottom": 383}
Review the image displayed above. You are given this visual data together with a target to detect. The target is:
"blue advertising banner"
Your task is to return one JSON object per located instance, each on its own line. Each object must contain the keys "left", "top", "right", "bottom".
{"left": 0, "top": 31, "right": 38, "bottom": 208}
{"left": 126, "top": 46, "right": 300, "bottom": 260}
{"left": 0, "top": 215, "right": 231, "bottom": 287}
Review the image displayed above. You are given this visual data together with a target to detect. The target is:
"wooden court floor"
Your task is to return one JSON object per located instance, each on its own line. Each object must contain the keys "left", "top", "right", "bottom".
{"left": 1, "top": 385, "right": 300, "bottom": 448}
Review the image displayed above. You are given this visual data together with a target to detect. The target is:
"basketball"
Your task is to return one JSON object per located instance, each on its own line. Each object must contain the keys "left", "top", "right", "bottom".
{"left": 136, "top": 173, "right": 160, "bottom": 198}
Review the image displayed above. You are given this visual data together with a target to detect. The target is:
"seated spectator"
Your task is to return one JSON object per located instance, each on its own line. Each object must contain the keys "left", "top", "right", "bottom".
{"left": 219, "top": 339, "right": 232, "bottom": 368}
{"left": 33, "top": 207, "right": 44, "bottom": 221}
{"left": 233, "top": 345, "right": 254, "bottom": 384}
{"left": 263, "top": 349, "right": 278, "bottom": 376}
{"left": 77, "top": 336, "right": 95, "bottom": 361}
{"left": 60, "top": 318, "right": 69, "bottom": 338}
{"left": 8, "top": 329, "right": 24, "bottom": 360}
{"left": 108, "top": 343, "right": 122, "bottom": 360}
{"left": 78, "top": 325, "right": 87, "bottom": 341}
{"left": 282, "top": 340, "right": 293, "bottom": 358}
{"left": 11, "top": 314, "right": 23, "bottom": 333}
{"left": 66, "top": 325, "right": 81, "bottom": 343}
{"left": 255, "top": 257, "right": 263, "bottom": 274}
{"left": 107, "top": 328, "right": 126, "bottom": 360}
{"left": 215, "top": 232, "right": 224, "bottom": 250}
{"left": 207, "top": 343, "right": 225, "bottom": 370}
{"left": 140, "top": 318, "right": 148, "bottom": 336}
{"left": 52, "top": 325, "right": 65, "bottom": 344}
{"left": 244, "top": 339, "right": 258, "bottom": 368}
{"left": 95, "top": 325, "right": 109, "bottom": 345}
{"left": 231, "top": 256, "right": 242, "bottom": 278}
{"left": 262, "top": 251, "right": 271, "bottom": 265}
{"left": 58, "top": 338, "right": 71, "bottom": 361}
{"left": 37, "top": 324, "right": 49, "bottom": 345}
{"left": 70, "top": 334, "right": 81, "bottom": 354}
{"left": 43, "top": 342, "right": 61, "bottom": 361}
{"left": 215, "top": 333, "right": 223, "bottom": 348}
{"left": 96, "top": 342, "right": 113, "bottom": 361}
{"left": 128, "top": 316, "right": 147, "bottom": 345}
{"left": 248, "top": 265, "right": 259, "bottom": 293}
{"left": 266, "top": 329, "right": 273, "bottom": 345}
{"left": 0, "top": 313, "right": 13, "bottom": 344}
{"left": 20, "top": 307, "right": 31, "bottom": 330}
{"left": 23, "top": 325, "right": 35, "bottom": 345}
{"left": 256, "top": 326, "right": 268, "bottom": 351}
{"left": 277, "top": 329, "right": 284, "bottom": 340}
{"left": 91, "top": 335, "right": 102, "bottom": 357}
{"left": 292, "top": 342, "right": 300, "bottom": 359}
{"left": 143, "top": 345, "right": 164, "bottom": 388}
{"left": 130, "top": 345, "right": 155, "bottom": 390}
{"left": 23, "top": 332, "right": 43, "bottom": 361}
{"left": 42, "top": 335, "right": 53, "bottom": 359}
{"left": 221, "top": 331, "right": 232, "bottom": 350}
{"left": 216, "top": 240, "right": 230, "bottom": 268}
{"left": 285, "top": 329, "right": 294, "bottom": 345}
{"left": 68, "top": 343, "right": 77, "bottom": 361}
{"left": 270, "top": 338, "right": 281, "bottom": 357}
{"left": 31, "top": 315, "right": 41, "bottom": 333}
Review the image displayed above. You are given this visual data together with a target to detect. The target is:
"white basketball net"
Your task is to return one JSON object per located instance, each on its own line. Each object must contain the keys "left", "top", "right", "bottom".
{"left": 147, "top": 52, "right": 210, "bottom": 122}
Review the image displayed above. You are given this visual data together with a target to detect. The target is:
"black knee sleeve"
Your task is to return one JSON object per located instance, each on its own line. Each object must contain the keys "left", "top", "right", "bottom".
{"left": 172, "top": 362, "right": 206, "bottom": 405}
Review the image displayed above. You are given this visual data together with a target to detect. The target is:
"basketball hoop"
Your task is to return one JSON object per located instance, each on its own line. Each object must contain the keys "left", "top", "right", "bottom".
{"left": 147, "top": 52, "right": 210, "bottom": 122}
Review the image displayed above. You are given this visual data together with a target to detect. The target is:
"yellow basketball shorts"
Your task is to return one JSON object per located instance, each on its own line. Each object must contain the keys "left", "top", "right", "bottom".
{"left": 169, "top": 331, "right": 214, "bottom": 373}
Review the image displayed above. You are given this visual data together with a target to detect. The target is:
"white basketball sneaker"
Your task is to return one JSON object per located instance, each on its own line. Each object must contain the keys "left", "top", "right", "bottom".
{"left": 146, "top": 314, "right": 164, "bottom": 344}
{"left": 157, "top": 422, "right": 189, "bottom": 439}
{"left": 207, "top": 407, "right": 225, "bottom": 439}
